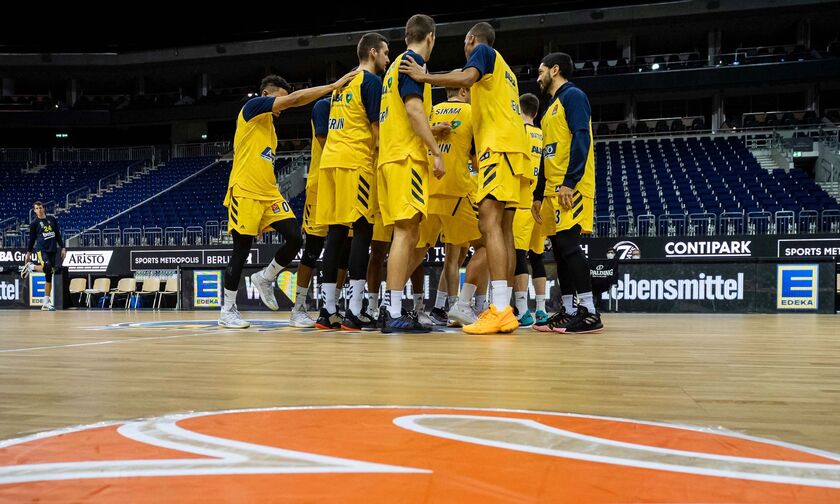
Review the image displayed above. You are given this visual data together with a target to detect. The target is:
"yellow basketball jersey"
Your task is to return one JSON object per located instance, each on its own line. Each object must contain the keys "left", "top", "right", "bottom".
{"left": 227, "top": 98, "right": 281, "bottom": 200}
{"left": 541, "top": 84, "right": 596, "bottom": 198}
{"left": 320, "top": 71, "right": 378, "bottom": 171}
{"left": 379, "top": 50, "right": 433, "bottom": 166}
{"left": 467, "top": 45, "right": 530, "bottom": 159}
{"left": 524, "top": 124, "right": 543, "bottom": 185}
{"left": 430, "top": 101, "right": 474, "bottom": 197}
{"left": 305, "top": 98, "right": 330, "bottom": 196}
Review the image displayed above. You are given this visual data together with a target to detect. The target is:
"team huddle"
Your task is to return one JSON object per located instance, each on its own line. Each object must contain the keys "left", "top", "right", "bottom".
{"left": 219, "top": 15, "right": 604, "bottom": 335}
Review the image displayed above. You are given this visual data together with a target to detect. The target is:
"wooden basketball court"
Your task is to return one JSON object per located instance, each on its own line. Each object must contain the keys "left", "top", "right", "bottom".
{"left": 2, "top": 310, "right": 839, "bottom": 502}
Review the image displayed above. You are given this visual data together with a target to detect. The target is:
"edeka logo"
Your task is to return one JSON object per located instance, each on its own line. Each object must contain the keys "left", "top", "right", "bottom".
{"left": 63, "top": 250, "right": 113, "bottom": 273}
{"left": 665, "top": 240, "right": 751, "bottom": 258}
{"left": 777, "top": 264, "right": 818, "bottom": 310}
{"left": 0, "top": 278, "right": 20, "bottom": 301}
{"left": 29, "top": 273, "right": 51, "bottom": 306}
{"left": 2, "top": 406, "right": 839, "bottom": 502}
{"left": 610, "top": 272, "right": 744, "bottom": 301}
{"left": 193, "top": 271, "right": 222, "bottom": 308}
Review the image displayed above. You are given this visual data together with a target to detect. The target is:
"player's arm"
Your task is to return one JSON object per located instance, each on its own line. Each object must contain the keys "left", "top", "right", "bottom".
{"left": 559, "top": 89, "right": 592, "bottom": 209}
{"left": 53, "top": 217, "right": 66, "bottom": 258}
{"left": 431, "top": 122, "right": 452, "bottom": 139}
{"left": 272, "top": 69, "right": 360, "bottom": 114}
{"left": 401, "top": 62, "right": 480, "bottom": 89}
{"left": 405, "top": 96, "right": 444, "bottom": 179}
{"left": 532, "top": 156, "right": 546, "bottom": 224}
{"left": 370, "top": 122, "right": 380, "bottom": 152}
{"left": 360, "top": 73, "right": 382, "bottom": 152}
{"left": 25, "top": 225, "right": 36, "bottom": 262}
{"left": 312, "top": 99, "right": 330, "bottom": 148}
{"left": 400, "top": 44, "right": 494, "bottom": 88}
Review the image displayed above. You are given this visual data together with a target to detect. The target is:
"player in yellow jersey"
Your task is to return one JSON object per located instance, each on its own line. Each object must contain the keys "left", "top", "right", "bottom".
{"left": 512, "top": 93, "right": 549, "bottom": 327}
{"left": 289, "top": 97, "right": 350, "bottom": 327}
{"left": 399, "top": 22, "right": 531, "bottom": 334}
{"left": 219, "top": 71, "right": 358, "bottom": 328}
{"left": 314, "top": 33, "right": 389, "bottom": 331}
{"left": 532, "top": 52, "right": 603, "bottom": 334}
{"left": 412, "top": 86, "right": 487, "bottom": 327}
{"left": 377, "top": 14, "right": 445, "bottom": 333}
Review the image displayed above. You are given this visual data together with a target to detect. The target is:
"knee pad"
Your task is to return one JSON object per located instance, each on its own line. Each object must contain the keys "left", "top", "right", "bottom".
{"left": 301, "top": 235, "right": 325, "bottom": 268}
{"left": 528, "top": 251, "right": 546, "bottom": 279}
{"left": 514, "top": 249, "right": 529, "bottom": 276}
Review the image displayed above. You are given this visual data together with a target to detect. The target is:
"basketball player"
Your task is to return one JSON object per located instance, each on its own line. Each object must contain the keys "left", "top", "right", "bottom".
{"left": 22, "top": 201, "right": 66, "bottom": 311}
{"left": 219, "top": 70, "right": 359, "bottom": 328}
{"left": 513, "top": 93, "right": 549, "bottom": 327}
{"left": 377, "top": 14, "right": 444, "bottom": 333}
{"left": 400, "top": 21, "right": 532, "bottom": 334}
{"left": 415, "top": 85, "right": 486, "bottom": 326}
{"left": 289, "top": 98, "right": 352, "bottom": 327}
{"left": 532, "top": 52, "right": 603, "bottom": 333}
{"left": 315, "top": 33, "right": 389, "bottom": 331}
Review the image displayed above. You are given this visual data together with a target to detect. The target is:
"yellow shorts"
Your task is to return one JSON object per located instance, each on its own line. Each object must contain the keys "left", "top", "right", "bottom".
{"left": 316, "top": 167, "right": 376, "bottom": 226}
{"left": 373, "top": 213, "right": 393, "bottom": 243}
{"left": 475, "top": 151, "right": 532, "bottom": 209}
{"left": 377, "top": 159, "right": 428, "bottom": 227}
{"left": 539, "top": 193, "right": 594, "bottom": 236}
{"left": 419, "top": 195, "right": 481, "bottom": 247}
{"left": 224, "top": 191, "right": 296, "bottom": 236}
{"left": 302, "top": 200, "right": 328, "bottom": 238}
{"left": 513, "top": 207, "right": 546, "bottom": 254}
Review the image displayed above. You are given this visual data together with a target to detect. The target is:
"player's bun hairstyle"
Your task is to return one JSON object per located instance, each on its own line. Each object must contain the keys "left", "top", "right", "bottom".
{"left": 519, "top": 93, "right": 540, "bottom": 118}
{"left": 405, "top": 14, "right": 436, "bottom": 44}
{"left": 260, "top": 75, "right": 292, "bottom": 94}
{"left": 468, "top": 22, "right": 496, "bottom": 47}
{"left": 541, "top": 52, "right": 575, "bottom": 79}
{"left": 358, "top": 33, "right": 388, "bottom": 61}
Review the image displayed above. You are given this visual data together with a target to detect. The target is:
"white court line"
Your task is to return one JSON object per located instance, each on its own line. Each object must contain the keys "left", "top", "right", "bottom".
{"left": 0, "top": 331, "right": 222, "bottom": 354}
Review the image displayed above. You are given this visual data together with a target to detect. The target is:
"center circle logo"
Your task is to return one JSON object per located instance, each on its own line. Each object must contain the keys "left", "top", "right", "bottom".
{"left": 1, "top": 406, "right": 838, "bottom": 502}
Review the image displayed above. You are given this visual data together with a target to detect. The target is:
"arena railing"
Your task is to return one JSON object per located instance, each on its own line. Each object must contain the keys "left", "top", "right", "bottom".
{"left": 52, "top": 146, "right": 155, "bottom": 163}
{"left": 0, "top": 148, "right": 33, "bottom": 163}
{"left": 171, "top": 142, "right": 231, "bottom": 159}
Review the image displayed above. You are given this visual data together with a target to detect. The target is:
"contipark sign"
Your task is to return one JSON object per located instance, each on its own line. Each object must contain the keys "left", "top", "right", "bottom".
{"left": 664, "top": 240, "right": 752, "bottom": 258}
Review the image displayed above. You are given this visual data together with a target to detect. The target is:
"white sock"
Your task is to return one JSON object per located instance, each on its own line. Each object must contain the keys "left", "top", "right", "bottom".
{"left": 562, "top": 294, "right": 575, "bottom": 314}
{"left": 413, "top": 293, "right": 424, "bottom": 312}
{"left": 262, "top": 259, "right": 283, "bottom": 281}
{"left": 536, "top": 294, "right": 546, "bottom": 312}
{"left": 323, "top": 283, "right": 337, "bottom": 313}
{"left": 459, "top": 283, "right": 477, "bottom": 304}
{"left": 447, "top": 295, "right": 458, "bottom": 309}
{"left": 43, "top": 294, "right": 50, "bottom": 305}
{"left": 293, "top": 285, "right": 308, "bottom": 310}
{"left": 506, "top": 287, "right": 513, "bottom": 306}
{"left": 223, "top": 288, "right": 237, "bottom": 311}
{"left": 475, "top": 294, "right": 487, "bottom": 310}
{"left": 388, "top": 290, "right": 403, "bottom": 318}
{"left": 578, "top": 292, "right": 596, "bottom": 313}
{"left": 491, "top": 280, "right": 509, "bottom": 310}
{"left": 349, "top": 279, "right": 365, "bottom": 316}
{"left": 434, "top": 290, "right": 448, "bottom": 309}
{"left": 367, "top": 292, "right": 379, "bottom": 311}
{"left": 514, "top": 291, "right": 528, "bottom": 315}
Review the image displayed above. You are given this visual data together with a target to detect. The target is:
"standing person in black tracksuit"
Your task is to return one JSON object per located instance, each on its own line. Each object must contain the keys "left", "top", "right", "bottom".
{"left": 23, "top": 201, "right": 66, "bottom": 311}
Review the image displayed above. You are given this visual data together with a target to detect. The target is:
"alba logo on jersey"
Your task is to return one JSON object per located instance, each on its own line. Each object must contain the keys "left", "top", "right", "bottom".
{"left": 543, "top": 142, "right": 557, "bottom": 158}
